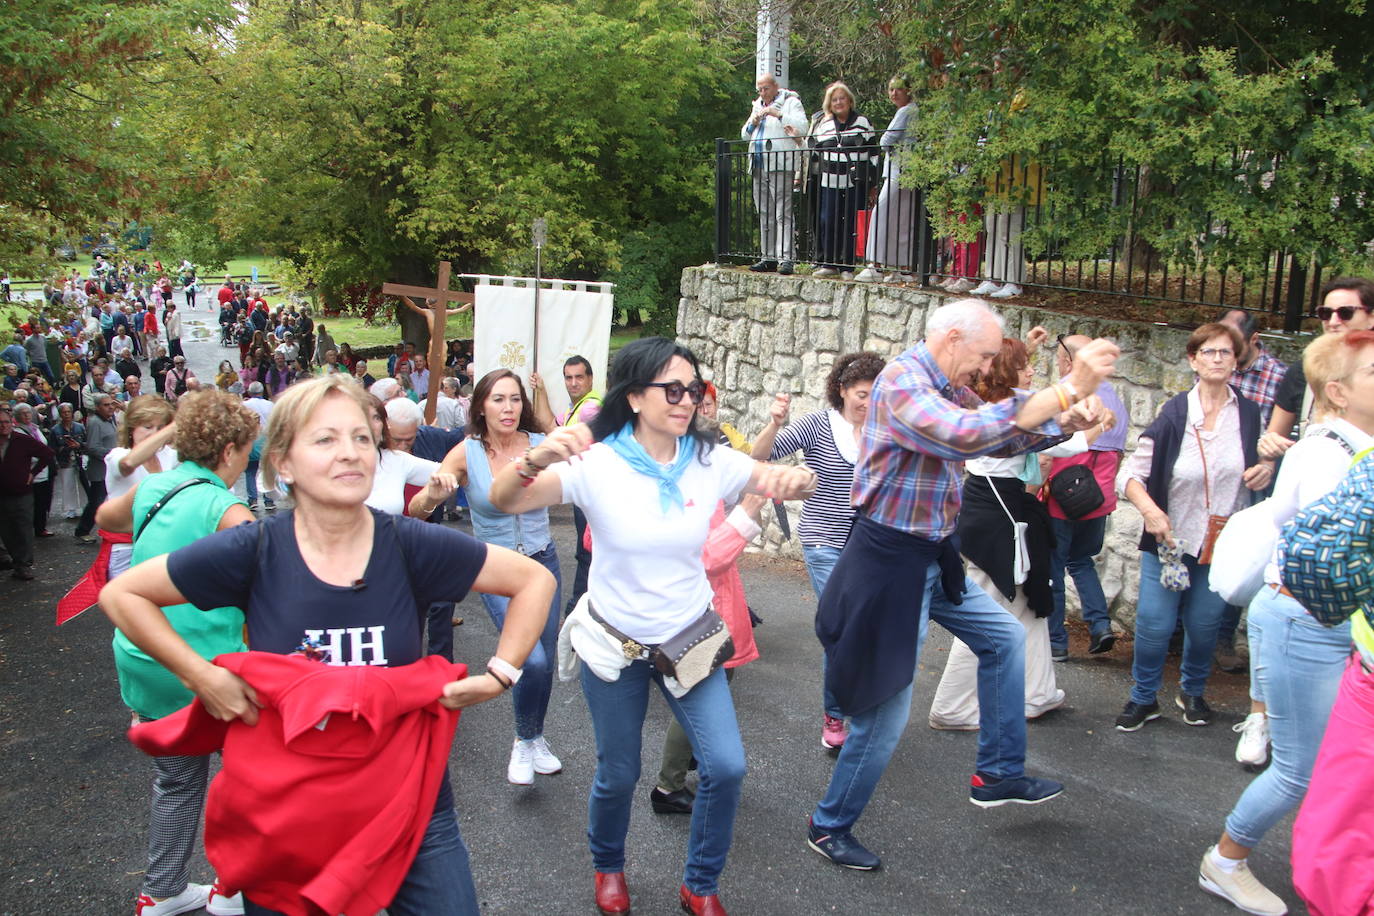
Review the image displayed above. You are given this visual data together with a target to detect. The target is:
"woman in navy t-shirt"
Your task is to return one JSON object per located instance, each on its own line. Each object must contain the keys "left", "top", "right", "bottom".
{"left": 101, "top": 375, "right": 556, "bottom": 916}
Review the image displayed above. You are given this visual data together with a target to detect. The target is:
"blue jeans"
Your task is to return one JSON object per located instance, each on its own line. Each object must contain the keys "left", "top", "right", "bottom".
{"left": 1047, "top": 514, "right": 1111, "bottom": 648}
{"left": 479, "top": 543, "right": 561, "bottom": 740}
{"left": 426, "top": 602, "right": 456, "bottom": 662}
{"left": 803, "top": 544, "right": 844, "bottom": 718}
{"left": 1224, "top": 586, "right": 1350, "bottom": 848}
{"left": 580, "top": 661, "right": 745, "bottom": 895}
{"left": 244, "top": 458, "right": 260, "bottom": 506}
{"left": 813, "top": 563, "right": 1027, "bottom": 833}
{"left": 1129, "top": 550, "right": 1227, "bottom": 704}
{"left": 243, "top": 782, "right": 478, "bottom": 916}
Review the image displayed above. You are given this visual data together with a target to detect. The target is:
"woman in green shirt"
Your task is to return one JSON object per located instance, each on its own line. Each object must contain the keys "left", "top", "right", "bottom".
{"left": 96, "top": 388, "right": 259, "bottom": 916}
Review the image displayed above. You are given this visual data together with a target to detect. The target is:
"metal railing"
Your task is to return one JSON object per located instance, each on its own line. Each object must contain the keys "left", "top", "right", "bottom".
{"left": 714, "top": 138, "right": 1327, "bottom": 330}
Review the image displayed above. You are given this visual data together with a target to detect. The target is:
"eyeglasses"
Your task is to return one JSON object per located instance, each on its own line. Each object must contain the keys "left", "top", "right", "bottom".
{"left": 1057, "top": 335, "right": 1076, "bottom": 359}
{"left": 643, "top": 380, "right": 707, "bottom": 405}
{"left": 1315, "top": 305, "right": 1370, "bottom": 322}
{"left": 1196, "top": 347, "right": 1234, "bottom": 361}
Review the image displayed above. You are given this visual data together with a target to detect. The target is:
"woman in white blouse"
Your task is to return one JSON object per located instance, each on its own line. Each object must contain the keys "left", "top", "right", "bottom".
{"left": 1196, "top": 330, "right": 1374, "bottom": 916}
{"left": 1114, "top": 323, "right": 1272, "bottom": 732}
{"left": 105, "top": 396, "right": 178, "bottom": 577}
{"left": 486, "top": 337, "right": 815, "bottom": 916}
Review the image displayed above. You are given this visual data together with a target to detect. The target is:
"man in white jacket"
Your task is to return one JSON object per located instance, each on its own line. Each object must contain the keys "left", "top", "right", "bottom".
{"left": 742, "top": 74, "right": 807, "bottom": 275}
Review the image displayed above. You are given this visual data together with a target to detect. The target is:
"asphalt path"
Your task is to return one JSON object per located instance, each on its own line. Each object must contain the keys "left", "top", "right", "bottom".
{"left": 0, "top": 309, "right": 1291, "bottom": 915}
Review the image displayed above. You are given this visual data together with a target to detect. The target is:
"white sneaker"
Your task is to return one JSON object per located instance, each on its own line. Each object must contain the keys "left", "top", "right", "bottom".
{"left": 134, "top": 883, "right": 210, "bottom": 916}
{"left": 507, "top": 738, "right": 535, "bottom": 785}
{"left": 839, "top": 270, "right": 855, "bottom": 281}
{"left": 945, "top": 278, "right": 976, "bottom": 293}
{"left": 969, "top": 280, "right": 1002, "bottom": 295}
{"left": 884, "top": 272, "right": 914, "bottom": 283}
{"left": 1198, "top": 847, "right": 1288, "bottom": 915}
{"left": 812, "top": 267, "right": 838, "bottom": 278}
{"left": 988, "top": 283, "right": 1023, "bottom": 298}
{"left": 529, "top": 735, "right": 563, "bottom": 775}
{"left": 1026, "top": 688, "right": 1067, "bottom": 719}
{"left": 206, "top": 882, "right": 245, "bottom": 916}
{"left": 853, "top": 266, "right": 882, "bottom": 282}
{"left": 1233, "top": 712, "right": 1270, "bottom": 768}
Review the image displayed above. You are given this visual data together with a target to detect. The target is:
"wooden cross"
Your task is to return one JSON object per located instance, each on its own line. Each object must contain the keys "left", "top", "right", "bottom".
{"left": 381, "top": 260, "right": 473, "bottom": 424}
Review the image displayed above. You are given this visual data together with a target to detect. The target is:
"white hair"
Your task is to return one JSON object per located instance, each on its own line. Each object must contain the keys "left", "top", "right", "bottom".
{"left": 926, "top": 298, "right": 1004, "bottom": 339}
{"left": 384, "top": 396, "right": 423, "bottom": 427}
{"left": 369, "top": 377, "right": 401, "bottom": 401}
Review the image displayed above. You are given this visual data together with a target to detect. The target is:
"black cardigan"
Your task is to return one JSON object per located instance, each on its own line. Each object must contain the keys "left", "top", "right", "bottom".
{"left": 1135, "top": 387, "right": 1260, "bottom": 554}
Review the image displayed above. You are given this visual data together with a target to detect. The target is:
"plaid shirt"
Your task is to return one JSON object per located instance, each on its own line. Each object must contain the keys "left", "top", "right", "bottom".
{"left": 853, "top": 341, "right": 1061, "bottom": 539}
{"left": 1231, "top": 346, "right": 1287, "bottom": 428}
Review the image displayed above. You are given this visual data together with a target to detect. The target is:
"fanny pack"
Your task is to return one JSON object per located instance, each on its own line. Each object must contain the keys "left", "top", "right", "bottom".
{"left": 588, "top": 603, "right": 733, "bottom": 692}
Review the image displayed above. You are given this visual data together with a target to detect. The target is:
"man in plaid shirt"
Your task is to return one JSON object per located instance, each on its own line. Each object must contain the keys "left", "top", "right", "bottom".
{"left": 806, "top": 299, "right": 1119, "bottom": 871}
{"left": 1219, "top": 309, "right": 1287, "bottom": 429}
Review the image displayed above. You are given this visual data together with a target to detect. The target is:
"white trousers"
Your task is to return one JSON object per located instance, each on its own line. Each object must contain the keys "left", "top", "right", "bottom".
{"left": 752, "top": 170, "right": 795, "bottom": 262}
{"left": 929, "top": 561, "right": 1063, "bottom": 727}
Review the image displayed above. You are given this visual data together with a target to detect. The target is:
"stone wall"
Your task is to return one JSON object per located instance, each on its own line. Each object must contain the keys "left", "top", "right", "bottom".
{"left": 676, "top": 265, "right": 1304, "bottom": 628}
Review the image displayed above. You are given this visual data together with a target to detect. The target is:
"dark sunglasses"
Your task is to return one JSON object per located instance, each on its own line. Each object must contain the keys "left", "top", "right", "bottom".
{"left": 1316, "top": 305, "right": 1370, "bottom": 322}
{"left": 644, "top": 380, "right": 707, "bottom": 405}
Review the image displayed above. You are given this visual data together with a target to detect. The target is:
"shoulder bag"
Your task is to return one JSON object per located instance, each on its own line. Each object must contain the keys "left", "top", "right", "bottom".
{"left": 1048, "top": 451, "right": 1105, "bottom": 520}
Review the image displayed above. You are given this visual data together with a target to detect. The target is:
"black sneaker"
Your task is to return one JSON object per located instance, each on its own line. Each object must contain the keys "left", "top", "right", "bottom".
{"left": 1051, "top": 646, "right": 1069, "bottom": 663}
{"left": 806, "top": 817, "right": 880, "bottom": 870}
{"left": 969, "top": 773, "right": 1064, "bottom": 808}
{"left": 1115, "top": 699, "right": 1161, "bottom": 731}
{"left": 778, "top": 261, "right": 794, "bottom": 276}
{"left": 1089, "top": 631, "right": 1118, "bottom": 654}
{"left": 748, "top": 260, "right": 777, "bottom": 273}
{"left": 1176, "top": 692, "right": 1214, "bottom": 726}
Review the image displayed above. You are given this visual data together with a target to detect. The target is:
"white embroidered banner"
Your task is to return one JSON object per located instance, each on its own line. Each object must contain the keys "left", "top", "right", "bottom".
{"left": 470, "top": 276, "right": 614, "bottom": 420}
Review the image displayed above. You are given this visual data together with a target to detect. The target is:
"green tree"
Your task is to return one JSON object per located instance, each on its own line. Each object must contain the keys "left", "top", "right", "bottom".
{"left": 148, "top": 0, "right": 736, "bottom": 342}
{"left": 889, "top": 0, "right": 1374, "bottom": 285}
{"left": 0, "top": 0, "right": 237, "bottom": 277}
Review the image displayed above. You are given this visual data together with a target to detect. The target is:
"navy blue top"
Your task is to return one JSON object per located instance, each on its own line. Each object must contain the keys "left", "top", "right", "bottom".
{"left": 169, "top": 508, "right": 487, "bottom": 667}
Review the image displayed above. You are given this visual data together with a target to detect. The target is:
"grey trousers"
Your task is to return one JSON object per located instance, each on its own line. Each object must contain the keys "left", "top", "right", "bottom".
{"left": 143, "top": 750, "right": 211, "bottom": 897}
{"left": 752, "top": 170, "right": 796, "bottom": 262}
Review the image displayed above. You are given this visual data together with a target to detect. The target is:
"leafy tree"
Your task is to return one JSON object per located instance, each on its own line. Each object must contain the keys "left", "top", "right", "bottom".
{"left": 148, "top": 0, "right": 736, "bottom": 342}
{"left": 0, "top": 0, "right": 237, "bottom": 277}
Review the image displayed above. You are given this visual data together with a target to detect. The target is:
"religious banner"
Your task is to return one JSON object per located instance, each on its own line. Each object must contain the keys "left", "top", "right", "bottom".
{"left": 470, "top": 276, "right": 614, "bottom": 420}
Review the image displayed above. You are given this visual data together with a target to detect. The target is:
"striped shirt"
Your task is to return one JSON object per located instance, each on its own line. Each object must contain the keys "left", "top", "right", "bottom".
{"left": 854, "top": 342, "right": 1061, "bottom": 539}
{"left": 769, "top": 409, "right": 857, "bottom": 549}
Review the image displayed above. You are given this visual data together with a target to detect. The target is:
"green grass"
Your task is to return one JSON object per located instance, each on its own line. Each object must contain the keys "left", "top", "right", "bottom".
{"left": 11, "top": 254, "right": 280, "bottom": 289}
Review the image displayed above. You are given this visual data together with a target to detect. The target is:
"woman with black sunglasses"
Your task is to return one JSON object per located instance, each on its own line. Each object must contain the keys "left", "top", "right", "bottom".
{"left": 488, "top": 337, "right": 816, "bottom": 916}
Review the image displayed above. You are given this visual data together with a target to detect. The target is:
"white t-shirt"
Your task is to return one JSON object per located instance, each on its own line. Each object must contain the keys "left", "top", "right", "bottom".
{"left": 105, "top": 445, "right": 180, "bottom": 500}
{"left": 365, "top": 449, "right": 438, "bottom": 515}
{"left": 1263, "top": 418, "right": 1374, "bottom": 584}
{"left": 551, "top": 440, "right": 755, "bottom": 643}
{"left": 243, "top": 397, "right": 274, "bottom": 432}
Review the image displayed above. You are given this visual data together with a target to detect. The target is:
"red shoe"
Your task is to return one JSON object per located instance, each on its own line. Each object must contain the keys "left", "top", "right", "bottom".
{"left": 594, "top": 871, "right": 631, "bottom": 914}
{"left": 679, "top": 885, "right": 728, "bottom": 916}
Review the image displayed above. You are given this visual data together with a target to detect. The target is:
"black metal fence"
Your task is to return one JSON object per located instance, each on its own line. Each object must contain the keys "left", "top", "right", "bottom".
{"left": 714, "top": 138, "right": 1327, "bottom": 330}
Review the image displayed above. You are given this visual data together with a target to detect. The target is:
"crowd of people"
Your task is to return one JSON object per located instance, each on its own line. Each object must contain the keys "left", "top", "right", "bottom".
{"left": 5, "top": 259, "right": 1373, "bottom": 916}
{"left": 742, "top": 73, "right": 1038, "bottom": 297}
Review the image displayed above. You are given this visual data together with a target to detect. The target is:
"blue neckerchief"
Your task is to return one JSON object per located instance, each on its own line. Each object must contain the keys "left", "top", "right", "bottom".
{"left": 603, "top": 422, "right": 696, "bottom": 513}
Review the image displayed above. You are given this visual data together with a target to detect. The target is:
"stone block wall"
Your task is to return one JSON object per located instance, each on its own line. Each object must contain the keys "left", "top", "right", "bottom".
{"left": 676, "top": 265, "right": 1304, "bottom": 628}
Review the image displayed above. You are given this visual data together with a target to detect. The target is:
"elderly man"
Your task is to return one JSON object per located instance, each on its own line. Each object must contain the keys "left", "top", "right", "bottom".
{"left": 410, "top": 354, "right": 430, "bottom": 400}
{"left": 805, "top": 299, "right": 1117, "bottom": 870}
{"left": 430, "top": 376, "right": 467, "bottom": 430}
{"left": 122, "top": 376, "right": 143, "bottom": 402}
{"left": 0, "top": 407, "right": 55, "bottom": 579}
{"left": 11, "top": 403, "right": 56, "bottom": 539}
{"left": 74, "top": 393, "right": 118, "bottom": 543}
{"left": 742, "top": 74, "right": 807, "bottom": 275}
{"left": 1217, "top": 309, "right": 1287, "bottom": 430}
{"left": 369, "top": 376, "right": 403, "bottom": 402}
{"left": 1044, "top": 334, "right": 1130, "bottom": 660}
{"left": 242, "top": 381, "right": 274, "bottom": 512}
{"left": 384, "top": 397, "right": 465, "bottom": 660}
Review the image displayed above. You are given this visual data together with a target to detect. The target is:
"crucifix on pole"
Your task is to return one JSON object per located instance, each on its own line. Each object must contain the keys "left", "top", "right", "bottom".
{"left": 381, "top": 259, "right": 474, "bottom": 424}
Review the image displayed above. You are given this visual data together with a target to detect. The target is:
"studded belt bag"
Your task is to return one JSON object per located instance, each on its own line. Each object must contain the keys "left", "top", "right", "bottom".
{"left": 587, "top": 603, "right": 734, "bottom": 692}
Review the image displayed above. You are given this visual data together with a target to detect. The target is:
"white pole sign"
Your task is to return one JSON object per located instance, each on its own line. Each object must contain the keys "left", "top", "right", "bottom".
{"left": 756, "top": 0, "right": 791, "bottom": 88}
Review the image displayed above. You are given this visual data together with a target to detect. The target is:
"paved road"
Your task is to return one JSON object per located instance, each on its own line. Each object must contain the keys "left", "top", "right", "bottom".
{"left": 0, "top": 312, "right": 1291, "bottom": 915}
